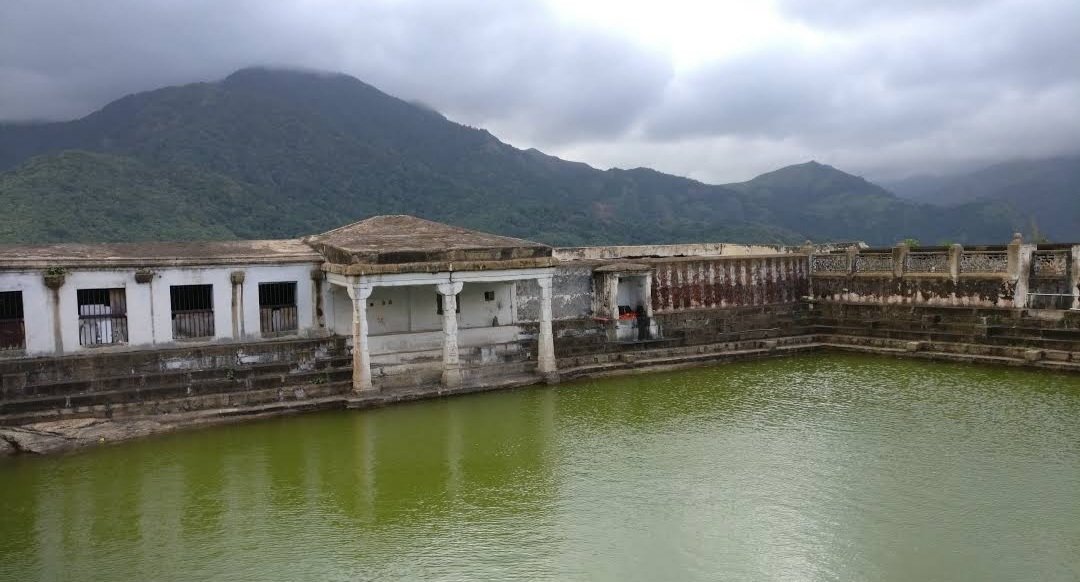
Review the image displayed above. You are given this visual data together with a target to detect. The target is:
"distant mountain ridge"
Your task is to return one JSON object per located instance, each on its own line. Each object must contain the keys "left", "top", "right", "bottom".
{"left": 884, "top": 156, "right": 1080, "bottom": 240}
{"left": 0, "top": 67, "right": 1052, "bottom": 246}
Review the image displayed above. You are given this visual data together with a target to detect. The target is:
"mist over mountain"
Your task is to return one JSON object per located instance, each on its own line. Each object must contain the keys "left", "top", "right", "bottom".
{"left": 0, "top": 67, "right": 1051, "bottom": 247}
{"left": 884, "top": 156, "right": 1080, "bottom": 241}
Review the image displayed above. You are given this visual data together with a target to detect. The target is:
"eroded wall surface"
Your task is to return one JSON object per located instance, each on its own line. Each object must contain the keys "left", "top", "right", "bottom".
{"left": 516, "top": 266, "right": 593, "bottom": 321}
{"left": 650, "top": 256, "right": 810, "bottom": 312}
{"left": 804, "top": 242, "right": 1080, "bottom": 309}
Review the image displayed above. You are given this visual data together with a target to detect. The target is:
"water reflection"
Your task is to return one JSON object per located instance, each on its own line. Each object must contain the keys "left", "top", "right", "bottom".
{"left": 1, "top": 355, "right": 1079, "bottom": 581}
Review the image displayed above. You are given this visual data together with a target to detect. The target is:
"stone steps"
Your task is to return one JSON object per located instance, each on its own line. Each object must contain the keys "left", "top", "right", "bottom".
{"left": 809, "top": 322, "right": 1080, "bottom": 352}
{"left": 0, "top": 366, "right": 356, "bottom": 419}
{"left": 0, "top": 377, "right": 355, "bottom": 426}
{"left": 4, "top": 361, "right": 299, "bottom": 399}
{"left": 0, "top": 335, "right": 347, "bottom": 386}
{"left": 558, "top": 335, "right": 820, "bottom": 379}
{"left": 819, "top": 334, "right": 1080, "bottom": 372}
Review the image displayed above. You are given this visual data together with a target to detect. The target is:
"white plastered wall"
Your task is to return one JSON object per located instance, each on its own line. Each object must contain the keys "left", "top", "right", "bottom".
{"left": 1, "top": 262, "right": 324, "bottom": 356}
{"left": 61, "top": 269, "right": 152, "bottom": 350}
{"left": 0, "top": 271, "right": 55, "bottom": 356}
{"left": 239, "top": 264, "right": 319, "bottom": 340}
{"left": 344, "top": 282, "right": 516, "bottom": 338}
{"left": 329, "top": 285, "right": 352, "bottom": 336}
{"left": 151, "top": 264, "right": 319, "bottom": 344}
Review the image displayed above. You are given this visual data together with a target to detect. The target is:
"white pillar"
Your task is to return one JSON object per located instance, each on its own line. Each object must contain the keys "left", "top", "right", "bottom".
{"left": 437, "top": 281, "right": 464, "bottom": 388}
{"left": 230, "top": 270, "right": 245, "bottom": 339}
{"left": 537, "top": 276, "right": 558, "bottom": 382}
{"left": 1071, "top": 245, "right": 1080, "bottom": 310}
{"left": 346, "top": 283, "right": 375, "bottom": 392}
{"left": 643, "top": 272, "right": 655, "bottom": 317}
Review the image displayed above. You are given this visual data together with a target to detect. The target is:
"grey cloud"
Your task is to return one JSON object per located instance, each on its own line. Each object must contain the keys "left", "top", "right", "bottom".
{"left": 642, "top": 0, "right": 1080, "bottom": 161}
{"left": 0, "top": 0, "right": 671, "bottom": 143}
{"left": 0, "top": 0, "right": 1078, "bottom": 181}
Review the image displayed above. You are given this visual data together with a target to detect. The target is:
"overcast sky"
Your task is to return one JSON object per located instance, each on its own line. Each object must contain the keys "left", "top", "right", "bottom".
{"left": 2, "top": 0, "right": 1078, "bottom": 182}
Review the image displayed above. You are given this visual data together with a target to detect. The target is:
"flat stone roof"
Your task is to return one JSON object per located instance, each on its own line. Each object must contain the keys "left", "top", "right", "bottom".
{"left": 0, "top": 239, "right": 322, "bottom": 270}
{"left": 304, "top": 215, "right": 552, "bottom": 265}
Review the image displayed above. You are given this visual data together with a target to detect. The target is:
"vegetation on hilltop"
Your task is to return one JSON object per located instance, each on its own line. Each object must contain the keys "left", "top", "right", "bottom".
{"left": 0, "top": 67, "right": 1045, "bottom": 246}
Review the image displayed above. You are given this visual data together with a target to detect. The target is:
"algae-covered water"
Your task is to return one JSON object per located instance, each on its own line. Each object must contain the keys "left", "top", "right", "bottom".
{"left": 1, "top": 354, "right": 1079, "bottom": 581}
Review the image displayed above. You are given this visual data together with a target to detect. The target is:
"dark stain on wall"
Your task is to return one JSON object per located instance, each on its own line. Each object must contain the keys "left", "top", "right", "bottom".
{"left": 811, "top": 275, "right": 1016, "bottom": 306}
{"left": 650, "top": 257, "right": 809, "bottom": 313}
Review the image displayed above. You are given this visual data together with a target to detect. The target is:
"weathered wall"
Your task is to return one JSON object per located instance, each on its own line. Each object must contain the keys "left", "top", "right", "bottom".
{"left": 649, "top": 256, "right": 809, "bottom": 313}
{"left": 805, "top": 241, "right": 1076, "bottom": 309}
{"left": 655, "top": 304, "right": 807, "bottom": 346}
{"left": 808, "top": 301, "right": 1080, "bottom": 355}
{"left": 1028, "top": 246, "right": 1079, "bottom": 309}
{"left": 0, "top": 335, "right": 346, "bottom": 389}
{"left": 811, "top": 275, "right": 1019, "bottom": 307}
{"left": 554, "top": 241, "right": 857, "bottom": 261}
{"left": 0, "top": 271, "right": 55, "bottom": 355}
{"left": 516, "top": 266, "right": 593, "bottom": 321}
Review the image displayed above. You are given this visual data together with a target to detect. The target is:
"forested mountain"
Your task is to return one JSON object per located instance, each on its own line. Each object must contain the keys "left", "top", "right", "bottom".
{"left": 0, "top": 67, "right": 1043, "bottom": 246}
{"left": 884, "top": 157, "right": 1080, "bottom": 241}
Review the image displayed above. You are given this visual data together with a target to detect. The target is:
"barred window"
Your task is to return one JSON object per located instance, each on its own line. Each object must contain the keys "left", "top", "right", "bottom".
{"left": 259, "top": 282, "right": 298, "bottom": 334}
{"left": 0, "top": 291, "right": 24, "bottom": 351}
{"left": 77, "top": 288, "right": 128, "bottom": 346}
{"left": 171, "top": 284, "right": 214, "bottom": 339}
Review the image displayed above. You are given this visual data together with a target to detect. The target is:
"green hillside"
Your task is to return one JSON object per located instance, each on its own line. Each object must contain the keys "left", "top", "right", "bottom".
{"left": 885, "top": 157, "right": 1080, "bottom": 242}
{"left": 0, "top": 67, "right": 1035, "bottom": 246}
{"left": 0, "top": 151, "right": 267, "bottom": 243}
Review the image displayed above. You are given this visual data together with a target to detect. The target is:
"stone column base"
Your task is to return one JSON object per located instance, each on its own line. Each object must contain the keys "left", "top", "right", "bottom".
{"left": 442, "top": 366, "right": 463, "bottom": 388}
{"left": 541, "top": 371, "right": 561, "bottom": 384}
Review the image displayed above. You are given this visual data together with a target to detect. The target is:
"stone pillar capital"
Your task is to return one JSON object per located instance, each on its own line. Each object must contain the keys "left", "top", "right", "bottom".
{"left": 436, "top": 281, "right": 464, "bottom": 296}
{"left": 536, "top": 276, "right": 553, "bottom": 290}
{"left": 347, "top": 283, "right": 374, "bottom": 301}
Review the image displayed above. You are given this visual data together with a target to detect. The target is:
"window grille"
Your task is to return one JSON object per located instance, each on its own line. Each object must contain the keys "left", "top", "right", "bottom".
{"left": 259, "top": 282, "right": 298, "bottom": 334}
{"left": 171, "top": 284, "right": 214, "bottom": 339}
{"left": 436, "top": 293, "right": 461, "bottom": 315}
{"left": 484, "top": 291, "right": 495, "bottom": 301}
{"left": 0, "top": 291, "right": 24, "bottom": 351}
{"left": 77, "top": 288, "right": 128, "bottom": 346}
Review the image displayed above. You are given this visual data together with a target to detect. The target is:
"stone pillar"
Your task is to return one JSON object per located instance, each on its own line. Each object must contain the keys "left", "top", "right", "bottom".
{"left": 43, "top": 271, "right": 65, "bottom": 354}
{"left": 311, "top": 269, "right": 326, "bottom": 330}
{"left": 1008, "top": 234, "right": 1035, "bottom": 309}
{"left": 800, "top": 241, "right": 815, "bottom": 299}
{"left": 643, "top": 272, "right": 655, "bottom": 318}
{"left": 437, "top": 281, "right": 464, "bottom": 388}
{"left": 536, "top": 276, "right": 558, "bottom": 382}
{"left": 948, "top": 244, "right": 963, "bottom": 283}
{"left": 845, "top": 246, "right": 859, "bottom": 275}
{"left": 346, "top": 283, "right": 375, "bottom": 392}
{"left": 892, "top": 243, "right": 909, "bottom": 279}
{"left": 1007, "top": 233, "right": 1023, "bottom": 279}
{"left": 1071, "top": 245, "right": 1080, "bottom": 310}
{"left": 230, "top": 270, "right": 245, "bottom": 339}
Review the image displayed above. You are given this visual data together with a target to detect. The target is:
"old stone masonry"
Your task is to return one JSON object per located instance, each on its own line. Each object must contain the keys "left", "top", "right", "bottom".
{"left": 2, "top": 216, "right": 1079, "bottom": 454}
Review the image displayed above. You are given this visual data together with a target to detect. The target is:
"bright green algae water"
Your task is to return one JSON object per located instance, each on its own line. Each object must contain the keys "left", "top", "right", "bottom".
{"left": 2, "top": 354, "right": 1079, "bottom": 582}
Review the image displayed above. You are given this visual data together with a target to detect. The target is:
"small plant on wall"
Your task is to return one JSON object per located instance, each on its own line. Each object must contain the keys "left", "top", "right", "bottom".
{"left": 134, "top": 268, "right": 155, "bottom": 284}
{"left": 43, "top": 266, "right": 67, "bottom": 289}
